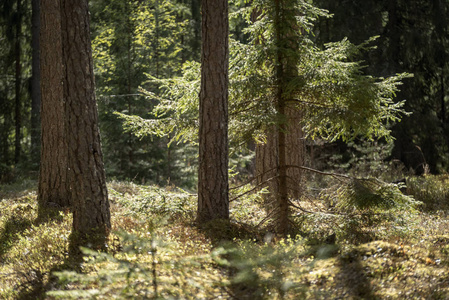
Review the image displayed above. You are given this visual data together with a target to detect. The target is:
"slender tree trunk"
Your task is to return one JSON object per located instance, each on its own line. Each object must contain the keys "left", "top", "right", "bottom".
{"left": 197, "top": 0, "right": 229, "bottom": 223}
{"left": 38, "top": 0, "right": 70, "bottom": 210}
{"left": 0, "top": 101, "right": 12, "bottom": 171}
{"left": 1, "top": 91, "right": 11, "bottom": 169}
{"left": 441, "top": 68, "right": 449, "bottom": 152}
{"left": 31, "top": 0, "right": 41, "bottom": 164}
{"left": 190, "top": 0, "right": 201, "bottom": 61}
{"left": 126, "top": 2, "right": 134, "bottom": 172}
{"left": 441, "top": 73, "right": 446, "bottom": 124}
{"left": 14, "top": 0, "right": 22, "bottom": 164}
{"left": 61, "top": 0, "right": 111, "bottom": 245}
{"left": 274, "top": 0, "right": 289, "bottom": 234}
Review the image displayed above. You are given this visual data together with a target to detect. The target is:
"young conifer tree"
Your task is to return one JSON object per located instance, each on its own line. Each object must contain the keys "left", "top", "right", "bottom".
{"left": 229, "top": 0, "right": 409, "bottom": 234}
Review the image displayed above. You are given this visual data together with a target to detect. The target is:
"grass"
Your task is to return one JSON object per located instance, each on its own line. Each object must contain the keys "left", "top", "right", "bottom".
{"left": 0, "top": 175, "right": 449, "bottom": 299}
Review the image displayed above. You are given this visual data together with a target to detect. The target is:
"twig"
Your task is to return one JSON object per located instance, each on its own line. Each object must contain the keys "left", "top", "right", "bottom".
{"left": 256, "top": 208, "right": 277, "bottom": 228}
{"left": 229, "top": 176, "right": 258, "bottom": 190}
{"left": 231, "top": 165, "right": 351, "bottom": 192}
{"left": 230, "top": 175, "right": 277, "bottom": 202}
{"left": 284, "top": 165, "right": 350, "bottom": 181}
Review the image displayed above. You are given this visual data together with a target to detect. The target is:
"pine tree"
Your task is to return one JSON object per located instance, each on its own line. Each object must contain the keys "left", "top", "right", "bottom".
{"left": 61, "top": 0, "right": 111, "bottom": 247}
{"left": 38, "top": 0, "right": 70, "bottom": 210}
{"left": 197, "top": 0, "right": 230, "bottom": 223}
{"left": 30, "top": 0, "right": 41, "bottom": 165}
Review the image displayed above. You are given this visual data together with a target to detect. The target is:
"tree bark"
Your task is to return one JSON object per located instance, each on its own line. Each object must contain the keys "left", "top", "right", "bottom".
{"left": 197, "top": 0, "right": 229, "bottom": 223}
{"left": 61, "top": 0, "right": 111, "bottom": 244}
{"left": 31, "top": 0, "right": 41, "bottom": 164}
{"left": 255, "top": 110, "right": 304, "bottom": 202}
{"left": 38, "top": 0, "right": 70, "bottom": 209}
{"left": 14, "top": 0, "right": 22, "bottom": 164}
{"left": 1, "top": 93, "right": 12, "bottom": 169}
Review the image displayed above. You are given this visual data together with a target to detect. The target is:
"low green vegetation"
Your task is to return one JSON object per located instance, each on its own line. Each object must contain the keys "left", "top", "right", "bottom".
{"left": 1, "top": 175, "right": 449, "bottom": 299}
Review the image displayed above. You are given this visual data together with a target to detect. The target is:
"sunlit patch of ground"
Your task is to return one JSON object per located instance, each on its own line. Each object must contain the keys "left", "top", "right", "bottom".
{"left": 0, "top": 176, "right": 449, "bottom": 299}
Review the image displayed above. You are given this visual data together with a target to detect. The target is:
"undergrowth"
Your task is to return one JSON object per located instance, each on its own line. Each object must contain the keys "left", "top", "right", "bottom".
{"left": 0, "top": 176, "right": 449, "bottom": 299}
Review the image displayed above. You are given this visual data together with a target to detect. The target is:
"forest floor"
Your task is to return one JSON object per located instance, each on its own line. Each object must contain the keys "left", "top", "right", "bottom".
{"left": 1, "top": 175, "right": 449, "bottom": 299}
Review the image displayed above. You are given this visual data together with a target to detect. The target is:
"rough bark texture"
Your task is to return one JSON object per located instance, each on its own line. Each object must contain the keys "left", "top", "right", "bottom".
{"left": 38, "top": 0, "right": 70, "bottom": 209}
{"left": 61, "top": 0, "right": 111, "bottom": 241}
{"left": 197, "top": 0, "right": 229, "bottom": 223}
{"left": 31, "top": 0, "right": 41, "bottom": 164}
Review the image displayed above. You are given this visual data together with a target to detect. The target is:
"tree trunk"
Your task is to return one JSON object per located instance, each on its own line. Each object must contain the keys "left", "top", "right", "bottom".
{"left": 254, "top": 0, "right": 305, "bottom": 234}
{"left": 255, "top": 128, "right": 278, "bottom": 208}
{"left": 38, "top": 0, "right": 70, "bottom": 209}
{"left": 1, "top": 93, "right": 11, "bottom": 170}
{"left": 197, "top": 0, "right": 229, "bottom": 223}
{"left": 277, "top": 99, "right": 289, "bottom": 235}
{"left": 284, "top": 107, "right": 305, "bottom": 200}
{"left": 61, "top": 0, "right": 111, "bottom": 245}
{"left": 30, "top": 0, "right": 41, "bottom": 165}
{"left": 14, "top": 0, "right": 22, "bottom": 164}
{"left": 255, "top": 109, "right": 305, "bottom": 202}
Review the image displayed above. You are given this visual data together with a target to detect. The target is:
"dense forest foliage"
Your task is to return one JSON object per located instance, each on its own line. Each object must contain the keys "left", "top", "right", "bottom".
{"left": 2, "top": 0, "right": 448, "bottom": 184}
{"left": 1, "top": 0, "right": 449, "bottom": 299}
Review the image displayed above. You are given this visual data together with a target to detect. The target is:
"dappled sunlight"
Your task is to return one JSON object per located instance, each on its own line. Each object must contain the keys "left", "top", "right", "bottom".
{"left": 1, "top": 177, "right": 449, "bottom": 298}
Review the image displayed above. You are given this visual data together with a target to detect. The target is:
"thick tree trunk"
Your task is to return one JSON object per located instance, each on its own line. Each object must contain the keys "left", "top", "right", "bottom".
{"left": 31, "top": 0, "right": 41, "bottom": 164}
{"left": 38, "top": 0, "right": 70, "bottom": 209}
{"left": 61, "top": 0, "right": 111, "bottom": 244}
{"left": 197, "top": 0, "right": 229, "bottom": 223}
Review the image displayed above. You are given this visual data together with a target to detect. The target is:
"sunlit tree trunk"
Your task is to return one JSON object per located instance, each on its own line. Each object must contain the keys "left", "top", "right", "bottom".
{"left": 197, "top": 0, "right": 229, "bottom": 223}
{"left": 61, "top": 0, "right": 111, "bottom": 245}
{"left": 38, "top": 0, "right": 70, "bottom": 210}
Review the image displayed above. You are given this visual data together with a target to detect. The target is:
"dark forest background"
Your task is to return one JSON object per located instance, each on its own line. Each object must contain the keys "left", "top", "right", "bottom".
{"left": 1, "top": 0, "right": 448, "bottom": 185}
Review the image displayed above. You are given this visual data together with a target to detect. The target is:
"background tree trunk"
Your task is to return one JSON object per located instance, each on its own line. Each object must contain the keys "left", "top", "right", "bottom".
{"left": 38, "top": 0, "right": 70, "bottom": 209}
{"left": 30, "top": 0, "right": 41, "bottom": 165}
{"left": 61, "top": 0, "right": 111, "bottom": 244}
{"left": 197, "top": 0, "right": 229, "bottom": 223}
{"left": 14, "top": 0, "right": 22, "bottom": 164}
